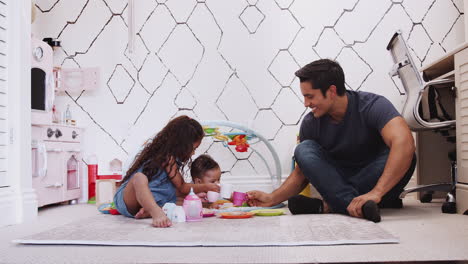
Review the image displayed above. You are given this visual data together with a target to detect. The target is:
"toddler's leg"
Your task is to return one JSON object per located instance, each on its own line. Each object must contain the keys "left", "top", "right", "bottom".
{"left": 121, "top": 173, "right": 146, "bottom": 216}
{"left": 135, "top": 208, "right": 151, "bottom": 219}
{"left": 122, "top": 173, "right": 171, "bottom": 227}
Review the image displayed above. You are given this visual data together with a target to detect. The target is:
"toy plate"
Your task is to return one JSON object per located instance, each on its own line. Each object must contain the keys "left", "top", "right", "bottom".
{"left": 250, "top": 209, "right": 284, "bottom": 216}
{"left": 219, "top": 211, "right": 255, "bottom": 219}
{"left": 98, "top": 203, "right": 112, "bottom": 214}
{"left": 203, "top": 209, "right": 216, "bottom": 217}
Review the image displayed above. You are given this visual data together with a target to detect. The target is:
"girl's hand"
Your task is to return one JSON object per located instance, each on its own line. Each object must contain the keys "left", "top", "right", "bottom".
{"left": 152, "top": 212, "right": 172, "bottom": 228}
{"left": 196, "top": 192, "right": 208, "bottom": 203}
{"left": 205, "top": 183, "right": 220, "bottom": 192}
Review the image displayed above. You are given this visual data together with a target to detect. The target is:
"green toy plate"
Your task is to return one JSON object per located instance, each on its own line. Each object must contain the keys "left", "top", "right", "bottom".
{"left": 250, "top": 209, "right": 284, "bottom": 216}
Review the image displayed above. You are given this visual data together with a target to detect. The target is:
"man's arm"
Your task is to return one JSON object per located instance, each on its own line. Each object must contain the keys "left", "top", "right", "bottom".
{"left": 372, "top": 116, "right": 415, "bottom": 197}
{"left": 247, "top": 166, "right": 309, "bottom": 207}
{"left": 271, "top": 166, "right": 310, "bottom": 204}
{"left": 347, "top": 116, "right": 415, "bottom": 217}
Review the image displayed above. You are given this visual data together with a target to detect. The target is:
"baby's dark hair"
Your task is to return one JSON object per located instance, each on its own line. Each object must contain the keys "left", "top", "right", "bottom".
{"left": 190, "top": 154, "right": 220, "bottom": 182}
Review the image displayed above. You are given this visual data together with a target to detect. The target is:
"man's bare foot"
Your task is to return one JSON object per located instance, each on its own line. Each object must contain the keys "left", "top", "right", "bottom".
{"left": 135, "top": 208, "right": 151, "bottom": 219}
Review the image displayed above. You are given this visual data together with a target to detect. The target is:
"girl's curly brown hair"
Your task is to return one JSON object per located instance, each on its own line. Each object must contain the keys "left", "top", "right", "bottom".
{"left": 122, "top": 115, "right": 204, "bottom": 183}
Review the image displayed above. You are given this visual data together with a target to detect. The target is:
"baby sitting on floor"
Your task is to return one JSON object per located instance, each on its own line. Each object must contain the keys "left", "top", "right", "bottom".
{"left": 176, "top": 154, "right": 221, "bottom": 206}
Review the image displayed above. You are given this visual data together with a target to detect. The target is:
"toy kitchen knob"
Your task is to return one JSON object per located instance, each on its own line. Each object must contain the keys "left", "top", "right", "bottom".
{"left": 72, "top": 131, "right": 78, "bottom": 139}
{"left": 47, "top": 128, "right": 54, "bottom": 138}
{"left": 55, "top": 129, "right": 62, "bottom": 138}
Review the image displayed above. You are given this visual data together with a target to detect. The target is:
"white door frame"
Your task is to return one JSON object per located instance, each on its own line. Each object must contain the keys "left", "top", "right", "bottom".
{"left": 0, "top": 0, "right": 37, "bottom": 227}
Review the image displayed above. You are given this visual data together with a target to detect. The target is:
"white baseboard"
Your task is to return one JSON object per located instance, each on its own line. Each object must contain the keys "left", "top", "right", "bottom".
{"left": 0, "top": 187, "right": 37, "bottom": 227}
{"left": 229, "top": 183, "right": 275, "bottom": 193}
{"left": 220, "top": 173, "right": 291, "bottom": 193}
{"left": 20, "top": 188, "right": 38, "bottom": 222}
{"left": 0, "top": 187, "right": 19, "bottom": 226}
{"left": 225, "top": 173, "right": 417, "bottom": 200}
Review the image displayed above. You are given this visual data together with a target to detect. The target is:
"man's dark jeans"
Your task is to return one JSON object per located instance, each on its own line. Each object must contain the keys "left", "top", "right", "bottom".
{"left": 294, "top": 140, "right": 417, "bottom": 214}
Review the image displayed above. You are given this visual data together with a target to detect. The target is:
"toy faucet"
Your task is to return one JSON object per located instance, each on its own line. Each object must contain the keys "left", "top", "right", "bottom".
{"left": 183, "top": 188, "right": 203, "bottom": 222}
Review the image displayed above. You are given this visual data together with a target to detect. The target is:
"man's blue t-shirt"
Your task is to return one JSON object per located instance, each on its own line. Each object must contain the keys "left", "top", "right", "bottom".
{"left": 299, "top": 90, "right": 400, "bottom": 168}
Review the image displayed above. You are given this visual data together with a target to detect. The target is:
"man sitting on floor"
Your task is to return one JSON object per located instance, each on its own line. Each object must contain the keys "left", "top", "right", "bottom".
{"left": 247, "top": 59, "right": 416, "bottom": 222}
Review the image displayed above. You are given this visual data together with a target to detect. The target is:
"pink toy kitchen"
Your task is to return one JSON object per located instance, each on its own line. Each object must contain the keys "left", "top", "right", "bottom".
{"left": 30, "top": 36, "right": 99, "bottom": 207}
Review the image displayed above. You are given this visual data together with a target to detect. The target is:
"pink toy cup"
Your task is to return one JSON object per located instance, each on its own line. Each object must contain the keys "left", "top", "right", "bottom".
{"left": 232, "top": 191, "right": 247, "bottom": 206}
{"left": 207, "top": 191, "right": 220, "bottom": 203}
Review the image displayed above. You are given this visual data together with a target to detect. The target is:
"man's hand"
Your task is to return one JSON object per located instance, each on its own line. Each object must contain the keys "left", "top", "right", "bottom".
{"left": 347, "top": 191, "right": 382, "bottom": 218}
{"left": 246, "top": 190, "right": 274, "bottom": 207}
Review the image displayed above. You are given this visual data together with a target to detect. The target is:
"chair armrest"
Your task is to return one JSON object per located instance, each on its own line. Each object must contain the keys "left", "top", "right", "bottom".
{"left": 413, "top": 78, "right": 456, "bottom": 130}
{"left": 424, "top": 78, "right": 455, "bottom": 89}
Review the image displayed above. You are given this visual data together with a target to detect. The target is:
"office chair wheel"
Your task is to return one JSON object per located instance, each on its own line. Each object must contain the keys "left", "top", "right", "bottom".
{"left": 442, "top": 201, "right": 457, "bottom": 214}
{"left": 420, "top": 193, "right": 433, "bottom": 203}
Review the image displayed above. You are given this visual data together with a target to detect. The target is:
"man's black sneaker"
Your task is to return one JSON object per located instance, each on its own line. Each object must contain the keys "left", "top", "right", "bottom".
{"left": 288, "top": 195, "right": 324, "bottom": 215}
{"left": 362, "top": 200, "right": 381, "bottom": 223}
{"left": 378, "top": 198, "right": 403, "bottom": 209}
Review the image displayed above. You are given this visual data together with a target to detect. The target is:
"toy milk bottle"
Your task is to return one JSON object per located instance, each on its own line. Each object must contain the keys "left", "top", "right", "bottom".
{"left": 64, "top": 104, "right": 72, "bottom": 125}
{"left": 183, "top": 188, "right": 203, "bottom": 222}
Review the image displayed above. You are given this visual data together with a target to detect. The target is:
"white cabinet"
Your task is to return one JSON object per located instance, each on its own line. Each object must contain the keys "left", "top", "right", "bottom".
{"left": 421, "top": 42, "right": 468, "bottom": 214}
{"left": 454, "top": 46, "right": 468, "bottom": 214}
{"left": 455, "top": 47, "right": 468, "bottom": 185}
{"left": 32, "top": 125, "right": 82, "bottom": 207}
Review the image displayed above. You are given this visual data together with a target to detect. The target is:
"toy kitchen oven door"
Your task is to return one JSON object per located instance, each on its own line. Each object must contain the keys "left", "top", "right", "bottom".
{"left": 31, "top": 125, "right": 83, "bottom": 207}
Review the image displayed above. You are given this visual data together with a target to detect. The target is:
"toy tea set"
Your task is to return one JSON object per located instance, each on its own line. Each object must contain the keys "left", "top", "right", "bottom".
{"left": 99, "top": 183, "right": 285, "bottom": 221}
{"left": 165, "top": 183, "right": 284, "bottom": 222}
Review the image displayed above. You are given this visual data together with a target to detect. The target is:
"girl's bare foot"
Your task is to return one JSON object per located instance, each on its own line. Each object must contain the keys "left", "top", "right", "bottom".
{"left": 152, "top": 213, "right": 172, "bottom": 228}
{"left": 135, "top": 208, "right": 151, "bottom": 219}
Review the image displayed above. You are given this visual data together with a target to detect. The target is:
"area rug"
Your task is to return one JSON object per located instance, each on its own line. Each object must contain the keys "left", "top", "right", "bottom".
{"left": 14, "top": 213, "right": 398, "bottom": 247}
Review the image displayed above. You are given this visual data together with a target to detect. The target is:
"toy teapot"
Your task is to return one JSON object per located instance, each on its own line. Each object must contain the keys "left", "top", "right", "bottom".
{"left": 163, "top": 203, "right": 186, "bottom": 223}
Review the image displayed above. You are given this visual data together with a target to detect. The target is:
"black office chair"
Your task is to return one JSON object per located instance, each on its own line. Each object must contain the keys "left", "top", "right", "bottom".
{"left": 387, "top": 30, "right": 457, "bottom": 213}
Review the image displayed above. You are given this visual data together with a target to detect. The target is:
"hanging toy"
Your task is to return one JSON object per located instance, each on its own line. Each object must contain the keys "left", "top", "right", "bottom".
{"left": 228, "top": 135, "right": 250, "bottom": 152}
{"left": 203, "top": 126, "right": 251, "bottom": 153}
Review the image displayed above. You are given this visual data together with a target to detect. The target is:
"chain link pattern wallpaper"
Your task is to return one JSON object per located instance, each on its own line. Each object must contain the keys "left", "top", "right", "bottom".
{"left": 32, "top": 0, "right": 464, "bottom": 189}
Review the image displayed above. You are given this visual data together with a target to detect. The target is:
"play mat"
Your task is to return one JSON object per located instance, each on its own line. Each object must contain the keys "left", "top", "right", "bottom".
{"left": 15, "top": 213, "right": 397, "bottom": 247}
